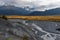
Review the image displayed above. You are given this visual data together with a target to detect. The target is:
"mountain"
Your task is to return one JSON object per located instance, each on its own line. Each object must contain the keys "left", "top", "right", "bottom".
{"left": 0, "top": 6, "right": 60, "bottom": 16}
{"left": 28, "top": 11, "right": 44, "bottom": 16}
{"left": 29, "top": 8, "right": 60, "bottom": 16}
{"left": 45, "top": 8, "right": 60, "bottom": 15}
{"left": 0, "top": 6, "right": 29, "bottom": 15}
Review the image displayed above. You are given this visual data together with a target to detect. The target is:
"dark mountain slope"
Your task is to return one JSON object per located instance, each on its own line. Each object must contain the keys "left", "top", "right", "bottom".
{"left": 29, "top": 8, "right": 60, "bottom": 16}
{"left": 0, "top": 6, "right": 29, "bottom": 15}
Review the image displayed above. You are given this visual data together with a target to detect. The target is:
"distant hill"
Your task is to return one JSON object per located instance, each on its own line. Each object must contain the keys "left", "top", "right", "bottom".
{"left": 29, "top": 8, "right": 60, "bottom": 16}
{"left": 28, "top": 11, "right": 44, "bottom": 16}
{"left": 0, "top": 6, "right": 60, "bottom": 16}
{"left": 0, "top": 6, "right": 29, "bottom": 15}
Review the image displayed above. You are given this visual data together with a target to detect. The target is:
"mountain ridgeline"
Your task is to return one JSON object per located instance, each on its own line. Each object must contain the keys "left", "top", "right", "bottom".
{"left": 0, "top": 6, "right": 29, "bottom": 15}
{"left": 0, "top": 6, "right": 60, "bottom": 16}
{"left": 29, "top": 8, "right": 60, "bottom": 16}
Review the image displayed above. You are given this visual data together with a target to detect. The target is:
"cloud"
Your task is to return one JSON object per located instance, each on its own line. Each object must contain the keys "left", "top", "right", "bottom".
{"left": 0, "top": 0, "right": 15, "bottom": 6}
{"left": 0, "top": 0, "right": 60, "bottom": 11}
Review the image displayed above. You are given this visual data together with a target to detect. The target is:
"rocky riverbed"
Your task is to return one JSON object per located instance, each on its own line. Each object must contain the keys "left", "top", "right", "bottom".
{"left": 0, "top": 18, "right": 60, "bottom": 40}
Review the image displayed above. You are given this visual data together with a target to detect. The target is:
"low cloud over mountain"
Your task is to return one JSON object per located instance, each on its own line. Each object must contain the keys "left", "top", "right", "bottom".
{"left": 0, "top": 0, "right": 60, "bottom": 11}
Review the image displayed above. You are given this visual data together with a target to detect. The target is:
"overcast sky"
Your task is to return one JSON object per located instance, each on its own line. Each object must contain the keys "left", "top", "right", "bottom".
{"left": 0, "top": 0, "right": 60, "bottom": 11}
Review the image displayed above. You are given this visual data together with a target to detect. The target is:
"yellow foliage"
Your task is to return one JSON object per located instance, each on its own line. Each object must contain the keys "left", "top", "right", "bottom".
{"left": 0, "top": 15, "right": 60, "bottom": 21}
{"left": 22, "top": 34, "right": 28, "bottom": 40}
